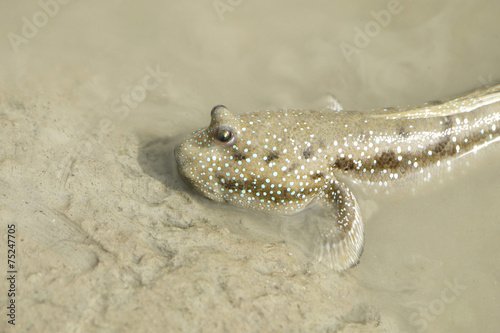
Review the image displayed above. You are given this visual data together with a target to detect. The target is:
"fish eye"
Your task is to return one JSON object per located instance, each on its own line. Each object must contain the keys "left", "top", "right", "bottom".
{"left": 215, "top": 126, "right": 234, "bottom": 143}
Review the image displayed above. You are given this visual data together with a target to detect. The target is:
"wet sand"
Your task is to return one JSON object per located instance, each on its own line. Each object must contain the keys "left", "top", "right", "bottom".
{"left": 0, "top": 1, "right": 499, "bottom": 332}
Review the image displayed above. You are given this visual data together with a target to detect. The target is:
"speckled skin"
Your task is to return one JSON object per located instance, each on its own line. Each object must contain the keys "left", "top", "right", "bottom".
{"left": 175, "top": 84, "right": 500, "bottom": 271}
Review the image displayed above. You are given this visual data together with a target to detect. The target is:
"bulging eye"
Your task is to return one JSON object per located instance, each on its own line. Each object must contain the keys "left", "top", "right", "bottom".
{"left": 215, "top": 126, "right": 234, "bottom": 143}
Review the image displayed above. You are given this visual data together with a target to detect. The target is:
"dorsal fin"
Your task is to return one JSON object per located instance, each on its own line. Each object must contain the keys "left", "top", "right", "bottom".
{"left": 368, "top": 84, "right": 500, "bottom": 120}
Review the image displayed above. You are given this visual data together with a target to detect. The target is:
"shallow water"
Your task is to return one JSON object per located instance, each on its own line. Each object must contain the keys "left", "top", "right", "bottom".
{"left": 1, "top": 0, "right": 499, "bottom": 332}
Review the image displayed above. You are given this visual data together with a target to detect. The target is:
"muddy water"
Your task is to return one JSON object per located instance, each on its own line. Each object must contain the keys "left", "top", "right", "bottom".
{"left": 1, "top": 0, "right": 499, "bottom": 332}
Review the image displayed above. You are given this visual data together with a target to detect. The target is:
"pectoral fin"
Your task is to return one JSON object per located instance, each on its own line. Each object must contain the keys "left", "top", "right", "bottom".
{"left": 317, "top": 180, "right": 364, "bottom": 271}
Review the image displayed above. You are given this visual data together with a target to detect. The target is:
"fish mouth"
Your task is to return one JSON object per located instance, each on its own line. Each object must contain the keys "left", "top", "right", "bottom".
{"left": 174, "top": 144, "right": 191, "bottom": 179}
{"left": 174, "top": 144, "right": 193, "bottom": 183}
{"left": 174, "top": 144, "right": 222, "bottom": 202}
{"left": 176, "top": 164, "right": 191, "bottom": 186}
{"left": 173, "top": 142, "right": 185, "bottom": 166}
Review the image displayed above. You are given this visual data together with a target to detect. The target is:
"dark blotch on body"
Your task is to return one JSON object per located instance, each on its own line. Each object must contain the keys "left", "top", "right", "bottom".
{"left": 234, "top": 153, "right": 247, "bottom": 161}
{"left": 266, "top": 152, "right": 279, "bottom": 163}
{"left": 302, "top": 148, "right": 313, "bottom": 159}
{"left": 224, "top": 180, "right": 239, "bottom": 190}
{"left": 398, "top": 126, "right": 409, "bottom": 137}
{"left": 376, "top": 151, "right": 399, "bottom": 169}
{"left": 431, "top": 139, "right": 450, "bottom": 155}
{"left": 357, "top": 150, "right": 404, "bottom": 174}
{"left": 333, "top": 158, "right": 355, "bottom": 171}
{"left": 311, "top": 172, "right": 324, "bottom": 180}
{"left": 430, "top": 115, "right": 453, "bottom": 156}
{"left": 443, "top": 115, "right": 453, "bottom": 130}
{"left": 215, "top": 174, "right": 239, "bottom": 190}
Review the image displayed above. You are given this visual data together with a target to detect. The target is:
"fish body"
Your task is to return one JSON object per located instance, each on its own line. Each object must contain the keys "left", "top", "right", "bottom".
{"left": 175, "top": 84, "right": 500, "bottom": 271}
